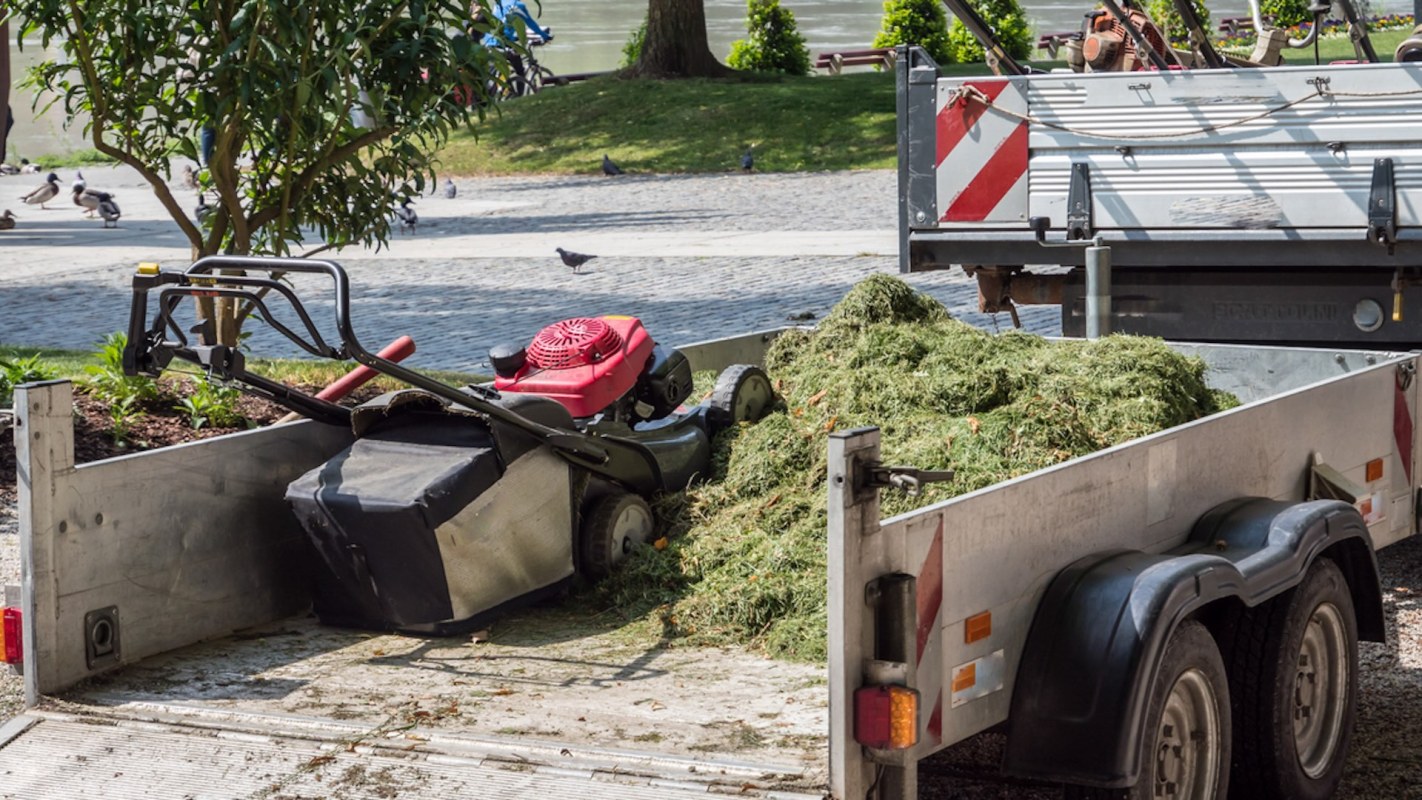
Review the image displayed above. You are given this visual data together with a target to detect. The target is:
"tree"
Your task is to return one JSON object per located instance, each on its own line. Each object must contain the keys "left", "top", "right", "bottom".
{"left": 626, "top": 0, "right": 730, "bottom": 78}
{"left": 13, "top": 0, "right": 511, "bottom": 345}
{"left": 727, "top": 0, "right": 811, "bottom": 75}
{"left": 873, "top": 0, "right": 955, "bottom": 66}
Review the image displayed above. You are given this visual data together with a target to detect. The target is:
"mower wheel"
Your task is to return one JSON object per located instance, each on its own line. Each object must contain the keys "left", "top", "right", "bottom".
{"left": 580, "top": 492, "right": 655, "bottom": 581}
{"left": 710, "top": 365, "right": 774, "bottom": 428}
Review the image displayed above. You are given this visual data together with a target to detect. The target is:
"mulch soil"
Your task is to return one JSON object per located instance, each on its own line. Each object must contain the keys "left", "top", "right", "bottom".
{"left": 1, "top": 383, "right": 358, "bottom": 508}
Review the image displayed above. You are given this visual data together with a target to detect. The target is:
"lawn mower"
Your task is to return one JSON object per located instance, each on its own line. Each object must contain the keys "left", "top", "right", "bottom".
{"left": 123, "top": 256, "right": 775, "bottom": 634}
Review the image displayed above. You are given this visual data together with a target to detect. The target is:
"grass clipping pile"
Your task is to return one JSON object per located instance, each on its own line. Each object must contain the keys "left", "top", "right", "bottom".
{"left": 595, "top": 274, "right": 1237, "bottom": 662}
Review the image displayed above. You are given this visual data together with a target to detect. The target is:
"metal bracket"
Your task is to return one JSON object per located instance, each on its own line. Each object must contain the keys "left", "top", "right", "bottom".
{"left": 860, "top": 462, "right": 954, "bottom": 496}
{"left": 1368, "top": 157, "right": 1396, "bottom": 254}
{"left": 83, "top": 606, "right": 121, "bottom": 671}
{"left": 1066, "top": 163, "right": 1093, "bottom": 241}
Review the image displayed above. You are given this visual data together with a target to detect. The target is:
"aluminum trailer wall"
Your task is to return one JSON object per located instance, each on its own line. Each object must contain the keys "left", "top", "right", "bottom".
{"left": 829, "top": 344, "right": 1421, "bottom": 797}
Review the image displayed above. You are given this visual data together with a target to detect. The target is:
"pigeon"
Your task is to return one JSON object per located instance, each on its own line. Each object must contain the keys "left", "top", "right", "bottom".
{"left": 194, "top": 193, "right": 213, "bottom": 224}
{"left": 95, "top": 192, "right": 121, "bottom": 227}
{"left": 741, "top": 146, "right": 754, "bottom": 172}
{"left": 394, "top": 198, "right": 418, "bottom": 235}
{"left": 556, "top": 247, "right": 595, "bottom": 273}
{"left": 601, "top": 154, "right": 623, "bottom": 176}
{"left": 181, "top": 164, "right": 201, "bottom": 192}
{"left": 0, "top": 210, "right": 15, "bottom": 230}
{"left": 19, "top": 173, "right": 61, "bottom": 209}
{"left": 443, "top": 178, "right": 457, "bottom": 199}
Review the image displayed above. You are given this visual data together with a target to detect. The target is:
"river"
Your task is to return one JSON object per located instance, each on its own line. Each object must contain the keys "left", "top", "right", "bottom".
{"left": 5, "top": 0, "right": 1410, "bottom": 159}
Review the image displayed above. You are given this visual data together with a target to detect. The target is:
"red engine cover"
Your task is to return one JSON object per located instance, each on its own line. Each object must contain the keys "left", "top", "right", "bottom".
{"left": 495, "top": 316, "right": 654, "bottom": 418}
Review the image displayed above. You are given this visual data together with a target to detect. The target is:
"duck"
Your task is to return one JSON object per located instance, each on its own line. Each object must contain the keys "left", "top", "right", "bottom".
{"left": 20, "top": 160, "right": 40, "bottom": 174}
{"left": 19, "top": 173, "right": 61, "bottom": 209}
{"left": 180, "top": 164, "right": 200, "bottom": 192}
{"left": 95, "top": 192, "right": 121, "bottom": 228}
{"left": 0, "top": 210, "right": 15, "bottom": 230}
{"left": 194, "top": 193, "right": 213, "bottom": 224}
{"left": 0, "top": 163, "right": 17, "bottom": 176}
{"left": 72, "top": 179, "right": 119, "bottom": 218}
{"left": 393, "top": 198, "right": 417, "bottom": 235}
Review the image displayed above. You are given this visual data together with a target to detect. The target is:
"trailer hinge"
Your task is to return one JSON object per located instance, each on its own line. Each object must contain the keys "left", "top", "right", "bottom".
{"left": 1066, "top": 163, "right": 1093, "bottom": 241}
{"left": 860, "top": 462, "right": 954, "bottom": 496}
{"left": 1368, "top": 158, "right": 1397, "bottom": 254}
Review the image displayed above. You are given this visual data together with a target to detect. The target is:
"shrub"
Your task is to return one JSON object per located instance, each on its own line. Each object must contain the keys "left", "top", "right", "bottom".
{"left": 946, "top": 0, "right": 1033, "bottom": 63}
{"left": 0, "top": 353, "right": 59, "bottom": 408}
{"left": 621, "top": 17, "right": 647, "bottom": 67}
{"left": 727, "top": 0, "right": 812, "bottom": 75}
{"left": 873, "top": 0, "right": 955, "bottom": 66}
{"left": 1260, "top": 0, "right": 1312, "bottom": 27}
{"left": 1145, "top": 0, "right": 1213, "bottom": 46}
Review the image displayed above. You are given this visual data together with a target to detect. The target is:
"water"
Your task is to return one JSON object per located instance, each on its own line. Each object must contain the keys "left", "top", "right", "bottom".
{"left": 6, "top": 0, "right": 1412, "bottom": 158}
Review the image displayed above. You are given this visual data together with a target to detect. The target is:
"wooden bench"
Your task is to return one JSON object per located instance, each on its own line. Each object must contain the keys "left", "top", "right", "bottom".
{"left": 1218, "top": 16, "right": 1257, "bottom": 34}
{"left": 1036, "top": 31, "right": 1078, "bottom": 58}
{"left": 814, "top": 47, "right": 896, "bottom": 74}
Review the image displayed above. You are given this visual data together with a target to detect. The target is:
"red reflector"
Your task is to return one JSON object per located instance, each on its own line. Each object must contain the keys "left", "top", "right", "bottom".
{"left": 0, "top": 608, "right": 21, "bottom": 664}
{"left": 853, "top": 684, "right": 919, "bottom": 750}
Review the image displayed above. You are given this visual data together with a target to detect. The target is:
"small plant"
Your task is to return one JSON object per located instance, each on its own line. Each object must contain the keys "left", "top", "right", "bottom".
{"left": 621, "top": 17, "right": 648, "bottom": 67}
{"left": 873, "top": 0, "right": 956, "bottom": 66}
{"left": 946, "top": 0, "right": 1034, "bottom": 63}
{"left": 175, "top": 374, "right": 245, "bottom": 430}
{"left": 727, "top": 0, "right": 812, "bottom": 76}
{"left": 107, "top": 395, "right": 142, "bottom": 446}
{"left": 0, "top": 353, "right": 60, "bottom": 407}
{"left": 1145, "top": 0, "right": 1212, "bottom": 46}
{"left": 83, "top": 332, "right": 159, "bottom": 407}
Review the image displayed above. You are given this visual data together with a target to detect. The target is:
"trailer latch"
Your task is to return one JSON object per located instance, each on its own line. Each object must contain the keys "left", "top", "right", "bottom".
{"left": 1368, "top": 158, "right": 1396, "bottom": 254}
{"left": 862, "top": 463, "right": 954, "bottom": 496}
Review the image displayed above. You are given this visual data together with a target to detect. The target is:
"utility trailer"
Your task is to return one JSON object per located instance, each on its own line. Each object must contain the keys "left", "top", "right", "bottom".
{"left": 5, "top": 324, "right": 1421, "bottom": 800}
{"left": 895, "top": 45, "right": 1422, "bottom": 345}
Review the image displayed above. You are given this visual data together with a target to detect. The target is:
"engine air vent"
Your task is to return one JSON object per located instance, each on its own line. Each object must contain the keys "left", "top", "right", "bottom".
{"left": 527, "top": 318, "right": 624, "bottom": 370}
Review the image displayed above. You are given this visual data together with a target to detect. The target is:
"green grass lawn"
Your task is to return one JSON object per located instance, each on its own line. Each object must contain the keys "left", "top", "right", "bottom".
{"left": 437, "top": 27, "right": 1412, "bottom": 177}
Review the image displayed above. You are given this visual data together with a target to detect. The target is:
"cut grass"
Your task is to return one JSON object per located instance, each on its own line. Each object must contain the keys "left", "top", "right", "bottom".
{"left": 591, "top": 274, "right": 1238, "bottom": 662}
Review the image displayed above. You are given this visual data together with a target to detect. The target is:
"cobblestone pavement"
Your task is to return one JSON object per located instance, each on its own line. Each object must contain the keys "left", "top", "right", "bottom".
{"left": 0, "top": 167, "right": 1060, "bottom": 370}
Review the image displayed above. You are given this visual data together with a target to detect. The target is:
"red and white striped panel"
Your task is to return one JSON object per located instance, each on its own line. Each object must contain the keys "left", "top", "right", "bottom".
{"left": 936, "top": 80, "right": 1029, "bottom": 223}
{"left": 914, "top": 519, "right": 946, "bottom": 749}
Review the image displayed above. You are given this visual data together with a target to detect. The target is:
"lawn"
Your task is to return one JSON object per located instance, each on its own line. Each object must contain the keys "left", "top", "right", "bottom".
{"left": 436, "top": 26, "right": 1413, "bottom": 177}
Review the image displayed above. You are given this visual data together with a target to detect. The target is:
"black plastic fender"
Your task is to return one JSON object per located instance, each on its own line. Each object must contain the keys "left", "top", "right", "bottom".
{"left": 1002, "top": 498, "right": 1384, "bottom": 787}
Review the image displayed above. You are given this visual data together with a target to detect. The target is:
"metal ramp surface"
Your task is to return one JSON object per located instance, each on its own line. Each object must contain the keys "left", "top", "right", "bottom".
{"left": 0, "top": 709, "right": 825, "bottom": 799}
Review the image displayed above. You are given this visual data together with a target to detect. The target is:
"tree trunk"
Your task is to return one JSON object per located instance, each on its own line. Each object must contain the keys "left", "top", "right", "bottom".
{"left": 1, "top": 18, "right": 11, "bottom": 163}
{"left": 628, "top": 0, "right": 731, "bottom": 78}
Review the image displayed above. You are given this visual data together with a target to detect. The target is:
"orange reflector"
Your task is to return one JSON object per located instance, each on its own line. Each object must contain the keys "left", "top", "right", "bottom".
{"left": 952, "top": 662, "right": 977, "bottom": 693}
{"left": 853, "top": 684, "right": 919, "bottom": 750}
{"left": 965, "top": 611, "right": 992, "bottom": 643}
{"left": 1366, "top": 458, "right": 1384, "bottom": 482}
{"left": 0, "top": 608, "right": 21, "bottom": 664}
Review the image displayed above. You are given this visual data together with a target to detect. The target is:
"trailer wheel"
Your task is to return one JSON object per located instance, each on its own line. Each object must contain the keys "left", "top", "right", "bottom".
{"left": 580, "top": 492, "right": 655, "bottom": 582}
{"left": 1224, "top": 557, "right": 1357, "bottom": 800}
{"left": 710, "top": 365, "right": 774, "bottom": 428}
{"left": 1065, "top": 620, "right": 1230, "bottom": 800}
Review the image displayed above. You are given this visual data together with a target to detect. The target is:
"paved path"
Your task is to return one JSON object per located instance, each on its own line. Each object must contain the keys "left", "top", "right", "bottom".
{"left": 0, "top": 166, "right": 1060, "bottom": 373}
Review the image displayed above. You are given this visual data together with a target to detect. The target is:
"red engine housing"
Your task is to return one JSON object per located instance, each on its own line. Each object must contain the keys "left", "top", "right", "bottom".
{"left": 495, "top": 316, "right": 654, "bottom": 418}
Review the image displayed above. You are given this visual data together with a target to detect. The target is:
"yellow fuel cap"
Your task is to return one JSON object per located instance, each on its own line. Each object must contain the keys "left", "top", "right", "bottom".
{"left": 136, "top": 262, "right": 160, "bottom": 275}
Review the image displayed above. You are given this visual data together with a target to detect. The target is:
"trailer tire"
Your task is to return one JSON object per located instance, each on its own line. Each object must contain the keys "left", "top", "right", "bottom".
{"left": 1064, "top": 620, "right": 1231, "bottom": 800}
{"left": 1224, "top": 557, "right": 1357, "bottom": 800}
{"left": 580, "top": 492, "right": 655, "bottom": 582}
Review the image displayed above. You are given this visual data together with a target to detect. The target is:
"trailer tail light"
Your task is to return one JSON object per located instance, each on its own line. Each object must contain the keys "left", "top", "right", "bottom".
{"left": 1366, "top": 458, "right": 1384, "bottom": 482}
{"left": 0, "top": 608, "right": 21, "bottom": 664}
{"left": 854, "top": 684, "right": 919, "bottom": 750}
